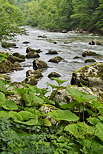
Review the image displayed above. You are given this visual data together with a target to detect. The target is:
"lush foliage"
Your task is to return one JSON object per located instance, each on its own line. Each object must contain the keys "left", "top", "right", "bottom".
{"left": 0, "top": 0, "right": 25, "bottom": 40}
{"left": 0, "top": 78, "right": 103, "bottom": 153}
{"left": 19, "top": 0, "right": 103, "bottom": 33}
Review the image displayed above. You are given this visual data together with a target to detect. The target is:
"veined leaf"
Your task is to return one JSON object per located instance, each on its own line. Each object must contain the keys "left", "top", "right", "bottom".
{"left": 95, "top": 123, "right": 103, "bottom": 142}
{"left": 48, "top": 110, "right": 79, "bottom": 122}
{"left": 51, "top": 77, "right": 67, "bottom": 85}
{"left": 87, "top": 117, "right": 101, "bottom": 125}
{"left": 64, "top": 122, "right": 94, "bottom": 139}
{"left": 2, "top": 99, "right": 18, "bottom": 110}
{"left": 47, "top": 82, "right": 62, "bottom": 89}
{"left": 67, "top": 86, "right": 98, "bottom": 103}
{"left": 0, "top": 110, "right": 9, "bottom": 119}
{"left": 0, "top": 92, "right": 5, "bottom": 105}
{"left": 42, "top": 118, "right": 52, "bottom": 126}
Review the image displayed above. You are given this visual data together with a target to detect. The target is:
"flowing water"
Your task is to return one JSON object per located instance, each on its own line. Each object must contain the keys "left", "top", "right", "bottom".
{"left": 1, "top": 26, "right": 103, "bottom": 89}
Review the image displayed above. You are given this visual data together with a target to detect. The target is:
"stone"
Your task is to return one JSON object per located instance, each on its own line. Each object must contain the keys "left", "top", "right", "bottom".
{"left": 48, "top": 72, "right": 61, "bottom": 78}
{"left": 22, "top": 41, "right": 30, "bottom": 44}
{"left": 33, "top": 59, "right": 48, "bottom": 70}
{"left": 24, "top": 76, "right": 37, "bottom": 85}
{"left": 13, "top": 62, "right": 22, "bottom": 71}
{"left": 82, "top": 51, "right": 97, "bottom": 57}
{"left": 73, "top": 56, "right": 82, "bottom": 59}
{"left": 85, "top": 59, "right": 96, "bottom": 63}
{"left": 26, "top": 52, "right": 40, "bottom": 58}
{"left": 13, "top": 52, "right": 25, "bottom": 59}
{"left": 46, "top": 50, "right": 58, "bottom": 55}
{"left": 89, "top": 39, "right": 101, "bottom": 45}
{"left": 1, "top": 42, "right": 16, "bottom": 48}
{"left": 0, "top": 60, "right": 13, "bottom": 73}
{"left": 71, "top": 62, "right": 103, "bottom": 88}
{"left": 38, "top": 35, "right": 47, "bottom": 38}
{"left": 7, "top": 55, "right": 25, "bottom": 63}
{"left": 26, "top": 47, "right": 42, "bottom": 53}
{"left": 26, "top": 70, "right": 43, "bottom": 79}
{"left": 48, "top": 56, "right": 63, "bottom": 63}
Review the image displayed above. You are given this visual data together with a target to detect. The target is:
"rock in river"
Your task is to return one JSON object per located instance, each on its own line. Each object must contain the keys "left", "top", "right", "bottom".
{"left": 48, "top": 56, "right": 63, "bottom": 63}
{"left": 48, "top": 72, "right": 61, "bottom": 78}
{"left": 33, "top": 59, "right": 48, "bottom": 70}
{"left": 71, "top": 62, "right": 103, "bottom": 88}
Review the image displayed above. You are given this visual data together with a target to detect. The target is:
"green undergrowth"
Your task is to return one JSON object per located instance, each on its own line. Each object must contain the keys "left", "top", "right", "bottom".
{"left": 0, "top": 78, "right": 103, "bottom": 153}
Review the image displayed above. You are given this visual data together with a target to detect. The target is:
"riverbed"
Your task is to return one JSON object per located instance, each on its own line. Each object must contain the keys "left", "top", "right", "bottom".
{"left": 1, "top": 26, "right": 103, "bottom": 89}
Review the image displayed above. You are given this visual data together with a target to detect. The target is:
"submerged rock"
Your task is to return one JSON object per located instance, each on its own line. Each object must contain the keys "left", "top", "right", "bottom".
{"left": 7, "top": 55, "right": 25, "bottom": 63}
{"left": 85, "top": 59, "right": 96, "bottom": 63}
{"left": 71, "top": 62, "right": 103, "bottom": 88}
{"left": 46, "top": 50, "right": 58, "bottom": 55}
{"left": 48, "top": 72, "right": 61, "bottom": 78}
{"left": 48, "top": 56, "right": 63, "bottom": 63}
{"left": 33, "top": 59, "right": 48, "bottom": 70}
{"left": 89, "top": 40, "right": 101, "bottom": 45}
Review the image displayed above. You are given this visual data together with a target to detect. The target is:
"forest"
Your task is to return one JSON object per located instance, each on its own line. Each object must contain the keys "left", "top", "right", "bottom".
{"left": 0, "top": 0, "right": 103, "bottom": 154}
{"left": 0, "top": 0, "right": 103, "bottom": 40}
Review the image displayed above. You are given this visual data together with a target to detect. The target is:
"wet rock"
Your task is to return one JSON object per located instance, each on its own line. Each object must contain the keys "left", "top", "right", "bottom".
{"left": 71, "top": 62, "right": 103, "bottom": 88}
{"left": 85, "top": 59, "right": 96, "bottom": 63}
{"left": 49, "top": 86, "right": 103, "bottom": 103}
{"left": 24, "top": 76, "right": 37, "bottom": 85}
{"left": 26, "top": 47, "right": 42, "bottom": 53}
{"left": 48, "top": 56, "right": 63, "bottom": 63}
{"left": 53, "top": 42, "right": 57, "bottom": 44}
{"left": 26, "top": 70, "right": 43, "bottom": 79}
{"left": 13, "top": 52, "right": 25, "bottom": 59}
{"left": 48, "top": 72, "right": 61, "bottom": 78}
{"left": 22, "top": 41, "right": 30, "bottom": 44}
{"left": 26, "top": 52, "right": 40, "bottom": 58}
{"left": 73, "top": 56, "right": 82, "bottom": 59}
{"left": 1, "top": 42, "right": 16, "bottom": 48}
{"left": 89, "top": 40, "right": 101, "bottom": 45}
{"left": 0, "top": 60, "right": 13, "bottom": 73}
{"left": 46, "top": 50, "right": 58, "bottom": 55}
{"left": 13, "top": 62, "right": 22, "bottom": 70}
{"left": 0, "top": 74, "right": 11, "bottom": 81}
{"left": 61, "top": 30, "right": 67, "bottom": 33}
{"left": 7, "top": 55, "right": 25, "bottom": 63}
{"left": 33, "top": 59, "right": 48, "bottom": 70}
{"left": 82, "top": 51, "right": 97, "bottom": 57}
{"left": 38, "top": 35, "right": 47, "bottom": 38}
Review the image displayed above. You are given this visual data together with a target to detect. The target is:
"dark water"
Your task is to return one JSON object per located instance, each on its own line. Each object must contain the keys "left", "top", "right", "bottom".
{"left": 1, "top": 26, "right": 103, "bottom": 89}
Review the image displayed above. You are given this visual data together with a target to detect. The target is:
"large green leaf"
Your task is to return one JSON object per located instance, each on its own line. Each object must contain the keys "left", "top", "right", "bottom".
{"left": 87, "top": 117, "right": 101, "bottom": 125}
{"left": 67, "top": 86, "right": 98, "bottom": 103}
{"left": 51, "top": 77, "right": 67, "bottom": 85}
{"left": 23, "top": 90, "right": 44, "bottom": 106}
{"left": 95, "top": 123, "right": 103, "bottom": 142}
{"left": 2, "top": 99, "right": 18, "bottom": 110}
{"left": 0, "top": 92, "right": 5, "bottom": 106}
{"left": 64, "top": 122, "right": 94, "bottom": 139}
{"left": 0, "top": 110, "right": 9, "bottom": 119}
{"left": 48, "top": 110, "right": 79, "bottom": 122}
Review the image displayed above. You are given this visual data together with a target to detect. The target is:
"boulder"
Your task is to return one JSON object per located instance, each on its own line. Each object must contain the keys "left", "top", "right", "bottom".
{"left": 82, "top": 51, "right": 97, "bottom": 57}
{"left": 26, "top": 52, "right": 40, "bottom": 58}
{"left": 89, "top": 40, "right": 101, "bottom": 45}
{"left": 0, "top": 60, "right": 13, "bottom": 73}
{"left": 13, "top": 62, "right": 22, "bottom": 71}
{"left": 85, "top": 59, "right": 96, "bottom": 63}
{"left": 48, "top": 72, "right": 61, "bottom": 78}
{"left": 49, "top": 86, "right": 103, "bottom": 103}
{"left": 24, "top": 76, "right": 37, "bottom": 85}
{"left": 33, "top": 59, "right": 48, "bottom": 70}
{"left": 26, "top": 70, "right": 43, "bottom": 79}
{"left": 26, "top": 47, "right": 42, "bottom": 53}
{"left": 46, "top": 50, "right": 58, "bottom": 55}
{"left": 1, "top": 42, "right": 16, "bottom": 48}
{"left": 7, "top": 55, "right": 25, "bottom": 63}
{"left": 13, "top": 52, "right": 25, "bottom": 59}
{"left": 71, "top": 62, "right": 103, "bottom": 88}
{"left": 48, "top": 56, "right": 63, "bottom": 63}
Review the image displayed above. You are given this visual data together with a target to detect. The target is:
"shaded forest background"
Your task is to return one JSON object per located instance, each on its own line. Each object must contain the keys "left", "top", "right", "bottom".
{"left": 0, "top": 0, "right": 103, "bottom": 39}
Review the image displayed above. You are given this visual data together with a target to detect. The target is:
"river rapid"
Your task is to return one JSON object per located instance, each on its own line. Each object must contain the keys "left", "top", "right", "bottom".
{"left": 1, "top": 26, "right": 103, "bottom": 89}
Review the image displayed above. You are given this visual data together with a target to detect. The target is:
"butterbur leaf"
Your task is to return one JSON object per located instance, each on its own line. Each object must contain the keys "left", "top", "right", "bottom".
{"left": 0, "top": 110, "right": 9, "bottom": 119}
{"left": 87, "top": 117, "right": 101, "bottom": 125}
{"left": 95, "top": 123, "right": 103, "bottom": 142}
{"left": 18, "top": 111, "right": 34, "bottom": 121}
{"left": 48, "top": 110, "right": 79, "bottom": 122}
{"left": 0, "top": 92, "right": 5, "bottom": 105}
{"left": 64, "top": 122, "right": 94, "bottom": 139}
{"left": 67, "top": 86, "right": 98, "bottom": 103}
{"left": 22, "top": 118, "right": 38, "bottom": 125}
{"left": 9, "top": 111, "right": 22, "bottom": 121}
{"left": 2, "top": 99, "right": 18, "bottom": 110}
{"left": 42, "top": 118, "right": 52, "bottom": 126}
{"left": 51, "top": 77, "right": 67, "bottom": 85}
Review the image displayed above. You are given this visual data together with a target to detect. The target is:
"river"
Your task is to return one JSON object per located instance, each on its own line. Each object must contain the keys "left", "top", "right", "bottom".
{"left": 1, "top": 26, "right": 103, "bottom": 89}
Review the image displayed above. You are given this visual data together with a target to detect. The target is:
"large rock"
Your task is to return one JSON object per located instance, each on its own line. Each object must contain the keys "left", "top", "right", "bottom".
{"left": 0, "top": 60, "right": 13, "bottom": 73}
{"left": 48, "top": 72, "right": 61, "bottom": 78}
{"left": 26, "top": 52, "right": 40, "bottom": 58}
{"left": 85, "top": 59, "right": 96, "bottom": 63}
{"left": 33, "top": 59, "right": 48, "bottom": 70}
{"left": 7, "top": 55, "right": 25, "bottom": 63}
{"left": 1, "top": 42, "right": 16, "bottom": 48}
{"left": 82, "top": 51, "right": 97, "bottom": 57}
{"left": 13, "top": 52, "right": 25, "bottom": 59}
{"left": 48, "top": 56, "right": 63, "bottom": 63}
{"left": 26, "top": 70, "right": 43, "bottom": 79}
{"left": 71, "top": 62, "right": 103, "bottom": 87}
{"left": 46, "top": 50, "right": 58, "bottom": 55}
{"left": 24, "top": 76, "right": 37, "bottom": 85}
{"left": 89, "top": 40, "right": 101, "bottom": 45}
{"left": 26, "top": 47, "right": 42, "bottom": 53}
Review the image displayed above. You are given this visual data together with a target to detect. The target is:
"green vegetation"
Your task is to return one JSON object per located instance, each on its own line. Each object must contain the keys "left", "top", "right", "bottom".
{"left": 0, "top": 78, "right": 103, "bottom": 153}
